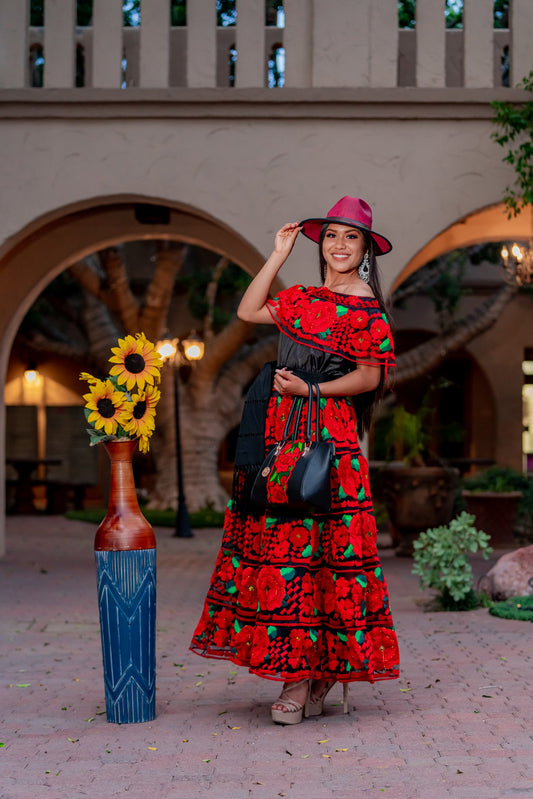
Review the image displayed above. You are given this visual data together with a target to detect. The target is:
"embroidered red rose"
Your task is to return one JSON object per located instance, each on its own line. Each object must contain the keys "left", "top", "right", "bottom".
{"left": 336, "top": 596, "right": 356, "bottom": 623}
{"left": 366, "top": 571, "right": 385, "bottom": 614}
{"left": 304, "top": 631, "right": 322, "bottom": 669}
{"left": 233, "top": 625, "right": 254, "bottom": 661}
{"left": 301, "top": 300, "right": 338, "bottom": 332}
{"left": 300, "top": 573, "right": 316, "bottom": 620}
{"left": 353, "top": 330, "right": 372, "bottom": 351}
{"left": 370, "top": 317, "right": 388, "bottom": 342}
{"left": 257, "top": 566, "right": 286, "bottom": 611}
{"left": 314, "top": 567, "right": 336, "bottom": 615}
{"left": 337, "top": 453, "right": 361, "bottom": 496}
{"left": 266, "top": 479, "right": 288, "bottom": 505}
{"left": 335, "top": 576, "right": 351, "bottom": 599}
{"left": 237, "top": 567, "right": 258, "bottom": 610}
{"left": 289, "top": 523, "right": 311, "bottom": 550}
{"left": 250, "top": 625, "right": 270, "bottom": 666}
{"left": 369, "top": 627, "right": 399, "bottom": 670}
{"left": 351, "top": 310, "right": 368, "bottom": 330}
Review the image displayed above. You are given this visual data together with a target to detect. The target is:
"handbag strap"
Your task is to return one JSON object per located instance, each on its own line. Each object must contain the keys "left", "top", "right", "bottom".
{"left": 302, "top": 380, "right": 321, "bottom": 443}
{"left": 282, "top": 395, "right": 303, "bottom": 441}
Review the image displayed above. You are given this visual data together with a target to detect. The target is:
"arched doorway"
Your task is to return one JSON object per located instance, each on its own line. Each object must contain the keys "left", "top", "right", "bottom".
{"left": 0, "top": 195, "right": 265, "bottom": 556}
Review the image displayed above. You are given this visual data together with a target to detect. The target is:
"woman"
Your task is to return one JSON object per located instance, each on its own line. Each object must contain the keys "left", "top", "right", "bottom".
{"left": 190, "top": 196, "right": 399, "bottom": 724}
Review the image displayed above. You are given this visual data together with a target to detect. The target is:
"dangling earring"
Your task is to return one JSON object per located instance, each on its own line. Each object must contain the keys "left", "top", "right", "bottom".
{"left": 358, "top": 252, "right": 370, "bottom": 283}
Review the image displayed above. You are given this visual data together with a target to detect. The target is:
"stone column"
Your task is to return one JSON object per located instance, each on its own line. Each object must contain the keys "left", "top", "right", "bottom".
{"left": 284, "top": 0, "right": 313, "bottom": 88}
{"left": 464, "top": 0, "right": 493, "bottom": 88}
{"left": 511, "top": 0, "right": 533, "bottom": 86}
{"left": 187, "top": 0, "right": 216, "bottom": 88}
{"left": 0, "top": 0, "right": 29, "bottom": 88}
{"left": 92, "top": 0, "right": 123, "bottom": 88}
{"left": 139, "top": 0, "right": 169, "bottom": 88}
{"left": 370, "top": 0, "right": 399, "bottom": 88}
{"left": 312, "top": 0, "right": 371, "bottom": 87}
{"left": 416, "top": 0, "right": 446, "bottom": 88}
{"left": 235, "top": 0, "right": 265, "bottom": 88}
{"left": 43, "top": 0, "right": 76, "bottom": 88}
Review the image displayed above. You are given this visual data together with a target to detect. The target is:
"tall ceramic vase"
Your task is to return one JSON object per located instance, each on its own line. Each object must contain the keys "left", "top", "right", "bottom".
{"left": 94, "top": 440, "right": 156, "bottom": 724}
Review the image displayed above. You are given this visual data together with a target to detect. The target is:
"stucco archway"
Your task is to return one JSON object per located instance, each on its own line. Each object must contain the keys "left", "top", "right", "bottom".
{"left": 0, "top": 194, "right": 265, "bottom": 556}
{"left": 392, "top": 202, "right": 533, "bottom": 291}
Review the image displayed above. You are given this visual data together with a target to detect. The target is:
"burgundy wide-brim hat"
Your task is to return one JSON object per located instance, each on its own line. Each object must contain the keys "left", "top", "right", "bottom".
{"left": 300, "top": 196, "right": 392, "bottom": 255}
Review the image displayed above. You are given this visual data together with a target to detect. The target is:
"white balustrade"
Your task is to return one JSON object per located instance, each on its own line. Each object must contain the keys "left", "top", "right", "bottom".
{"left": 187, "top": 0, "right": 217, "bottom": 88}
{"left": 416, "top": 0, "right": 446, "bottom": 88}
{"left": 43, "top": 0, "right": 76, "bottom": 88}
{"left": 511, "top": 0, "right": 533, "bottom": 86}
{"left": 370, "top": 0, "right": 399, "bottom": 88}
{"left": 284, "top": 0, "right": 312, "bottom": 88}
{"left": 92, "top": 0, "right": 123, "bottom": 88}
{"left": 313, "top": 0, "right": 372, "bottom": 88}
{"left": 0, "top": 0, "right": 526, "bottom": 93}
{"left": 464, "top": 0, "right": 494, "bottom": 88}
{"left": 139, "top": 0, "right": 170, "bottom": 88}
{"left": 0, "top": 0, "right": 28, "bottom": 88}
{"left": 235, "top": 0, "right": 264, "bottom": 88}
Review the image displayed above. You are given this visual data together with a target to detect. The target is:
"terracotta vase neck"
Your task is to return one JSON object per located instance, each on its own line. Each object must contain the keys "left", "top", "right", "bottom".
{"left": 94, "top": 440, "right": 156, "bottom": 552}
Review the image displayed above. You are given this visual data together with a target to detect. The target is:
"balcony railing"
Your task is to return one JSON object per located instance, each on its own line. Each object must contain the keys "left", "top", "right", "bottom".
{"left": 0, "top": 0, "right": 531, "bottom": 92}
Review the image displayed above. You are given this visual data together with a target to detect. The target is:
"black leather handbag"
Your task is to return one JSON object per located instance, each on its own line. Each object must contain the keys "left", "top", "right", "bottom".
{"left": 251, "top": 381, "right": 335, "bottom": 513}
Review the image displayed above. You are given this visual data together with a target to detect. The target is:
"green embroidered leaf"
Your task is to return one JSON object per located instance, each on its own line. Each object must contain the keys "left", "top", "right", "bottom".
{"left": 227, "top": 583, "right": 237, "bottom": 594}
{"left": 345, "top": 661, "right": 352, "bottom": 671}
{"left": 231, "top": 557, "right": 240, "bottom": 569}
{"left": 280, "top": 567, "right": 296, "bottom": 581}
{"left": 301, "top": 544, "right": 313, "bottom": 558}
{"left": 356, "top": 575, "right": 367, "bottom": 588}
{"left": 357, "top": 487, "right": 366, "bottom": 501}
{"left": 336, "top": 306, "right": 349, "bottom": 317}
{"left": 339, "top": 486, "right": 348, "bottom": 500}
{"left": 355, "top": 631, "right": 365, "bottom": 644}
{"left": 320, "top": 397, "right": 327, "bottom": 410}
{"left": 374, "top": 566, "right": 383, "bottom": 581}
{"left": 337, "top": 633, "right": 348, "bottom": 642}
{"left": 265, "top": 517, "right": 277, "bottom": 529}
{"left": 267, "top": 626, "right": 277, "bottom": 639}
{"left": 321, "top": 427, "right": 332, "bottom": 440}
{"left": 208, "top": 607, "right": 216, "bottom": 618}
{"left": 302, "top": 518, "right": 314, "bottom": 531}
{"left": 294, "top": 318, "right": 302, "bottom": 329}
{"left": 234, "top": 620, "right": 242, "bottom": 633}
{"left": 342, "top": 514, "right": 352, "bottom": 528}
{"left": 343, "top": 544, "right": 355, "bottom": 559}
{"left": 379, "top": 337, "right": 392, "bottom": 352}
{"left": 351, "top": 457, "right": 360, "bottom": 471}
{"left": 309, "top": 629, "right": 318, "bottom": 642}
{"left": 318, "top": 330, "right": 329, "bottom": 339}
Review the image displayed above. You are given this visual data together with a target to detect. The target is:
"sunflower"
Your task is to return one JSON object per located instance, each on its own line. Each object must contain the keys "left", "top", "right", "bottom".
{"left": 138, "top": 433, "right": 151, "bottom": 454}
{"left": 84, "top": 378, "right": 126, "bottom": 436}
{"left": 118, "top": 384, "right": 160, "bottom": 439}
{"left": 109, "top": 332, "right": 163, "bottom": 391}
{"left": 79, "top": 371, "right": 99, "bottom": 385}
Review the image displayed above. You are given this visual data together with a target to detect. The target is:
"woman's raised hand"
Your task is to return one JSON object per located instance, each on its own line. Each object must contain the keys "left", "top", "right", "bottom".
{"left": 274, "top": 223, "right": 302, "bottom": 256}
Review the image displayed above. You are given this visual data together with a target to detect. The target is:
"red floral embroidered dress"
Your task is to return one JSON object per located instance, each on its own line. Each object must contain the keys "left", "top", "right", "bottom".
{"left": 190, "top": 285, "right": 400, "bottom": 683}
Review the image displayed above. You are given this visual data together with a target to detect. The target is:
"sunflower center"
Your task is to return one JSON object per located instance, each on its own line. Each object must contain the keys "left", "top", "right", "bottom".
{"left": 97, "top": 398, "right": 116, "bottom": 418}
{"left": 124, "top": 353, "right": 146, "bottom": 374}
{"left": 133, "top": 400, "right": 147, "bottom": 419}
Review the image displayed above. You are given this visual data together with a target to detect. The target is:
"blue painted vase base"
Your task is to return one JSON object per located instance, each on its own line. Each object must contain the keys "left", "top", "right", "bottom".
{"left": 95, "top": 549, "right": 156, "bottom": 723}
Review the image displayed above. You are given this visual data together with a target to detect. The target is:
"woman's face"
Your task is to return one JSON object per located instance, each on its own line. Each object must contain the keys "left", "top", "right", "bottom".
{"left": 322, "top": 224, "right": 366, "bottom": 276}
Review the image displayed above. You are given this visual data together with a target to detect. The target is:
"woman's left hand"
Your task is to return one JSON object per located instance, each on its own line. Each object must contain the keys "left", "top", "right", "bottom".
{"left": 273, "top": 368, "right": 309, "bottom": 396}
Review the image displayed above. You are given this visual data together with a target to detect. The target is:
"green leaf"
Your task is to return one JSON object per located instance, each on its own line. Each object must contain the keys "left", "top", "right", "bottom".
{"left": 355, "top": 631, "right": 365, "bottom": 644}
{"left": 301, "top": 545, "right": 313, "bottom": 558}
{"left": 343, "top": 544, "right": 355, "bottom": 559}
{"left": 309, "top": 629, "right": 318, "bottom": 642}
{"left": 267, "top": 625, "right": 277, "bottom": 639}
{"left": 337, "top": 633, "right": 348, "bottom": 642}
{"left": 280, "top": 567, "right": 295, "bottom": 581}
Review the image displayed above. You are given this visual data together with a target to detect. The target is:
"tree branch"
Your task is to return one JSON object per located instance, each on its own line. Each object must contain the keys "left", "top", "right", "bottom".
{"left": 101, "top": 248, "right": 140, "bottom": 333}
{"left": 394, "top": 279, "right": 519, "bottom": 385}
{"left": 138, "top": 242, "right": 187, "bottom": 340}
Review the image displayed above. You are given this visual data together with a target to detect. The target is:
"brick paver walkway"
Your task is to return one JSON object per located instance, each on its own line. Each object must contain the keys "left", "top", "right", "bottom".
{"left": 1, "top": 516, "right": 532, "bottom": 799}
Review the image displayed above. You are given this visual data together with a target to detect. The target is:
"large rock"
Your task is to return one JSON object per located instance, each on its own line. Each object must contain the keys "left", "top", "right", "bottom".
{"left": 479, "top": 545, "right": 533, "bottom": 600}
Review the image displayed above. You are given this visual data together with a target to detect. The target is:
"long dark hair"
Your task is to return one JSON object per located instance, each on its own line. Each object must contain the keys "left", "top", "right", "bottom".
{"left": 318, "top": 224, "right": 391, "bottom": 436}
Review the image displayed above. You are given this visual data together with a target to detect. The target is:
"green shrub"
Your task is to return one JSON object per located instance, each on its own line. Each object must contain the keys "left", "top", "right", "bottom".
{"left": 412, "top": 512, "right": 493, "bottom": 611}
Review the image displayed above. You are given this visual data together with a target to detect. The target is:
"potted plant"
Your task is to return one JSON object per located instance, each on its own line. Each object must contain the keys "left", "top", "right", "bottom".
{"left": 412, "top": 512, "right": 493, "bottom": 611}
{"left": 461, "top": 465, "right": 533, "bottom": 549}
{"left": 376, "top": 403, "right": 460, "bottom": 556}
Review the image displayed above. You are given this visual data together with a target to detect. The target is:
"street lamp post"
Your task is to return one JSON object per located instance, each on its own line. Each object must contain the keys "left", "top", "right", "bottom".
{"left": 157, "top": 333, "right": 205, "bottom": 538}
